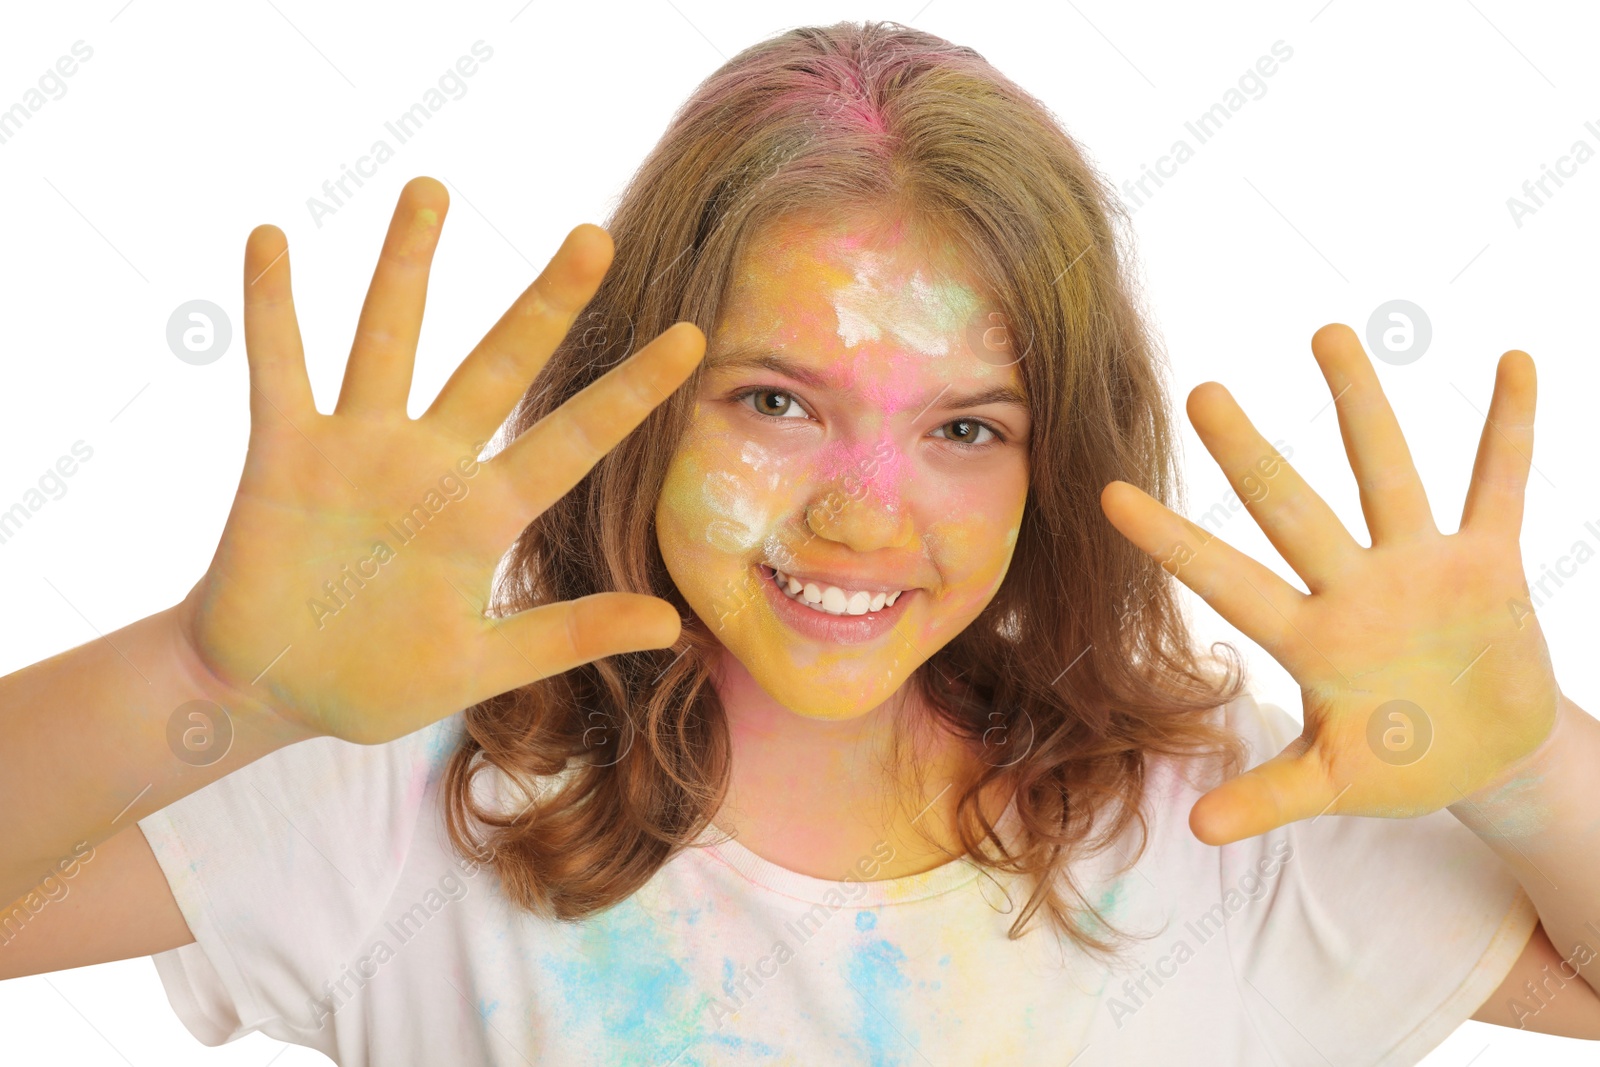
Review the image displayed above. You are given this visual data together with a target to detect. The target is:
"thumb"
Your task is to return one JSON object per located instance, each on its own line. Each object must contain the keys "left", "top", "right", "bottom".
{"left": 482, "top": 592, "right": 683, "bottom": 696}
{"left": 1189, "top": 747, "right": 1334, "bottom": 845}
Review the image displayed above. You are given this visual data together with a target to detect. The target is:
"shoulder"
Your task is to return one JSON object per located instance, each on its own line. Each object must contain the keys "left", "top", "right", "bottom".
{"left": 1140, "top": 689, "right": 1298, "bottom": 806}
{"left": 1216, "top": 689, "right": 1300, "bottom": 755}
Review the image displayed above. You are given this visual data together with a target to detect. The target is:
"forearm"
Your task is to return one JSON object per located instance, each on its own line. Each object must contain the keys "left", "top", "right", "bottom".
{"left": 1448, "top": 691, "right": 1600, "bottom": 1001}
{"left": 0, "top": 599, "right": 315, "bottom": 904}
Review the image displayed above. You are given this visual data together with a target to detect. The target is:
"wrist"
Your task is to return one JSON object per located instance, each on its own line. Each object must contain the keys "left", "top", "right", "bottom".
{"left": 158, "top": 599, "right": 323, "bottom": 759}
{"left": 1447, "top": 690, "right": 1578, "bottom": 841}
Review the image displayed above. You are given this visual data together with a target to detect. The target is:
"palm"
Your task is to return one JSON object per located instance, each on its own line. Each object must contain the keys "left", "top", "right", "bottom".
{"left": 1278, "top": 526, "right": 1555, "bottom": 820}
{"left": 181, "top": 177, "right": 705, "bottom": 745}
{"left": 195, "top": 417, "right": 507, "bottom": 744}
{"left": 1101, "top": 324, "right": 1559, "bottom": 844}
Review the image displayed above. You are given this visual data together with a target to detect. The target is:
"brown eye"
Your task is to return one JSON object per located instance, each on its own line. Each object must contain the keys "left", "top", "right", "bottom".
{"left": 742, "top": 389, "right": 806, "bottom": 418}
{"left": 932, "top": 418, "right": 997, "bottom": 446}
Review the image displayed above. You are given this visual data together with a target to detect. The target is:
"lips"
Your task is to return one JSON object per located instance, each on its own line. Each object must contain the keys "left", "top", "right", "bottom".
{"left": 762, "top": 564, "right": 904, "bottom": 616}
{"left": 753, "top": 563, "right": 912, "bottom": 644}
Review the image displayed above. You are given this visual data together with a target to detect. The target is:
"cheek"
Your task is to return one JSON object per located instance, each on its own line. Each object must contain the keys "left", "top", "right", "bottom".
{"left": 919, "top": 469, "right": 1027, "bottom": 611}
{"left": 655, "top": 422, "right": 795, "bottom": 573}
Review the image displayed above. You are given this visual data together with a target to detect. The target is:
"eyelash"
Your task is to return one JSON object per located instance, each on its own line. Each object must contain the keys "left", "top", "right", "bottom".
{"left": 732, "top": 387, "right": 1006, "bottom": 448}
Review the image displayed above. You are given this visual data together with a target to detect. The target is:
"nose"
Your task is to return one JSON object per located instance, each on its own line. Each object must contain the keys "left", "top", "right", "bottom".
{"left": 804, "top": 465, "right": 914, "bottom": 552}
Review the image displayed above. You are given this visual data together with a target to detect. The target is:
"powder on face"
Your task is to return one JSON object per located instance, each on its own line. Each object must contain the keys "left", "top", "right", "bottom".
{"left": 655, "top": 212, "right": 1030, "bottom": 719}
{"left": 830, "top": 248, "right": 985, "bottom": 357}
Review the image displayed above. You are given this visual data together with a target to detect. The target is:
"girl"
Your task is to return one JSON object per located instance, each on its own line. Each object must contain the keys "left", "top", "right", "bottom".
{"left": 4, "top": 20, "right": 1599, "bottom": 1065}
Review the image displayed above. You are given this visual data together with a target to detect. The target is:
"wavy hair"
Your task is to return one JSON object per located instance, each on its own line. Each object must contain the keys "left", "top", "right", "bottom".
{"left": 442, "top": 19, "right": 1249, "bottom": 952}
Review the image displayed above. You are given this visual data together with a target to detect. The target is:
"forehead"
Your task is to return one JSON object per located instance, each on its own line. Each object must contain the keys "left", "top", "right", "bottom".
{"left": 713, "top": 213, "right": 1021, "bottom": 397}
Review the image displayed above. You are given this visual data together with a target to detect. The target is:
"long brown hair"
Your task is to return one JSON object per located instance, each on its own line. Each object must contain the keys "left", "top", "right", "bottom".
{"left": 442, "top": 19, "right": 1249, "bottom": 952}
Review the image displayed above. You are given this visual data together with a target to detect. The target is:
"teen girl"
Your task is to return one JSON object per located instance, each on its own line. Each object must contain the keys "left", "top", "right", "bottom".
{"left": 4, "top": 20, "right": 1599, "bottom": 1065}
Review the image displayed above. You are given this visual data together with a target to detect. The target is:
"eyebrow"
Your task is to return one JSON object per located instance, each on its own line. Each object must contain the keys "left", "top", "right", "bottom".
{"left": 705, "top": 346, "right": 1029, "bottom": 412}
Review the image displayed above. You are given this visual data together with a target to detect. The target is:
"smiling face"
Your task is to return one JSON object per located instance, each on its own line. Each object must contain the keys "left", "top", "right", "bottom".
{"left": 654, "top": 211, "right": 1031, "bottom": 720}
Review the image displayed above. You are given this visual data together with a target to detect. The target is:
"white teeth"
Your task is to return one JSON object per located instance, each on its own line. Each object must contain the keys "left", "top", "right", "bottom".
{"left": 765, "top": 565, "right": 904, "bottom": 617}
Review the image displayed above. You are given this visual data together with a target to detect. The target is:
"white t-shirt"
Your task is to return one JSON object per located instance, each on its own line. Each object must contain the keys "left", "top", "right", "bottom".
{"left": 137, "top": 691, "right": 1536, "bottom": 1065}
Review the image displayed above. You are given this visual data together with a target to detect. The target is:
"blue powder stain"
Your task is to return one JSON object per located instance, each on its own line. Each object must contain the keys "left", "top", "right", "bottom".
{"left": 422, "top": 717, "right": 461, "bottom": 774}
{"left": 1081, "top": 877, "right": 1126, "bottom": 936}
{"left": 845, "top": 938, "right": 914, "bottom": 1066}
{"left": 855, "top": 910, "right": 878, "bottom": 931}
{"left": 701, "top": 1031, "right": 782, "bottom": 1057}
{"left": 937, "top": 954, "right": 950, "bottom": 967}
{"left": 539, "top": 896, "right": 717, "bottom": 1060}
{"left": 478, "top": 997, "right": 500, "bottom": 1021}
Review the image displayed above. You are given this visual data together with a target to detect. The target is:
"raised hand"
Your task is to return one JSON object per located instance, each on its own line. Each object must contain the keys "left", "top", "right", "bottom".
{"left": 180, "top": 176, "right": 705, "bottom": 745}
{"left": 1100, "top": 323, "right": 1560, "bottom": 845}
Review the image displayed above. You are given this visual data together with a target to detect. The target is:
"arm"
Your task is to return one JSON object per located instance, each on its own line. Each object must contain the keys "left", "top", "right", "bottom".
{"left": 1472, "top": 920, "right": 1600, "bottom": 1037}
{"left": 0, "top": 175, "right": 705, "bottom": 976}
{"left": 0, "top": 602, "right": 310, "bottom": 908}
{"left": 1, "top": 824, "right": 193, "bottom": 981}
{"left": 1100, "top": 324, "right": 1600, "bottom": 1039}
{"left": 1457, "top": 691, "right": 1600, "bottom": 1033}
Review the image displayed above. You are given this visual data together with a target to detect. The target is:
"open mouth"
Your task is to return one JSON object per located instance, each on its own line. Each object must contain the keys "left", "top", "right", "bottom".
{"left": 752, "top": 563, "right": 913, "bottom": 645}
{"left": 757, "top": 564, "right": 903, "bottom": 616}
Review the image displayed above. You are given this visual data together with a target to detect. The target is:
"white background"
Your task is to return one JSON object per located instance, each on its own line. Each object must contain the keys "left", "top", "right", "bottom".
{"left": 2, "top": 0, "right": 1597, "bottom": 1063}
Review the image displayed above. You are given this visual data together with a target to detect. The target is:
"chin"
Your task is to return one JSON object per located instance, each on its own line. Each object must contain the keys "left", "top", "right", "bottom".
{"left": 748, "top": 668, "right": 912, "bottom": 721}
{"left": 701, "top": 611, "right": 927, "bottom": 720}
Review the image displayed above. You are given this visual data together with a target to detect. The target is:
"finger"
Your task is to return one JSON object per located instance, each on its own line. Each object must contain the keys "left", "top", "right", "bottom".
{"left": 475, "top": 592, "right": 682, "bottom": 698}
{"left": 1460, "top": 350, "right": 1536, "bottom": 541}
{"left": 1186, "top": 382, "right": 1362, "bottom": 593}
{"left": 1311, "top": 322, "right": 1437, "bottom": 544}
{"left": 497, "top": 321, "right": 706, "bottom": 515}
{"left": 421, "top": 223, "right": 616, "bottom": 443}
{"left": 334, "top": 176, "right": 450, "bottom": 418}
{"left": 242, "top": 224, "right": 315, "bottom": 425}
{"left": 1189, "top": 746, "right": 1332, "bottom": 845}
{"left": 1100, "top": 480, "right": 1319, "bottom": 676}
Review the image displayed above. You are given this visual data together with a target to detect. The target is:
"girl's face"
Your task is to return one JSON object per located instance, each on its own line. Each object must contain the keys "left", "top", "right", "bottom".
{"left": 655, "top": 213, "right": 1031, "bottom": 720}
